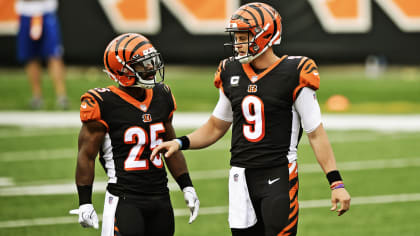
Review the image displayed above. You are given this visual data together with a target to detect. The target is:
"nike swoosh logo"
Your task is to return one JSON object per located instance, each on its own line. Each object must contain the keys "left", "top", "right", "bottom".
{"left": 81, "top": 104, "right": 87, "bottom": 109}
{"left": 268, "top": 177, "right": 280, "bottom": 185}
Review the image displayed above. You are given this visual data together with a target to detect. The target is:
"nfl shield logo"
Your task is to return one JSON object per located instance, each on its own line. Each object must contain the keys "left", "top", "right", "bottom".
{"left": 233, "top": 174, "right": 239, "bottom": 182}
{"left": 251, "top": 75, "right": 258, "bottom": 83}
{"left": 108, "top": 196, "right": 113, "bottom": 204}
{"left": 140, "top": 104, "right": 147, "bottom": 111}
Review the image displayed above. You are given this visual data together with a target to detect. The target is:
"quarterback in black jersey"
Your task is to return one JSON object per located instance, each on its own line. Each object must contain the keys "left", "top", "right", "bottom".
{"left": 152, "top": 2, "right": 351, "bottom": 236}
{"left": 70, "top": 33, "right": 199, "bottom": 236}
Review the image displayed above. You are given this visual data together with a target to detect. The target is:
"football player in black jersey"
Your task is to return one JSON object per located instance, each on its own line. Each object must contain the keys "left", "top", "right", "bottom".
{"left": 151, "top": 2, "right": 351, "bottom": 236}
{"left": 70, "top": 33, "right": 199, "bottom": 236}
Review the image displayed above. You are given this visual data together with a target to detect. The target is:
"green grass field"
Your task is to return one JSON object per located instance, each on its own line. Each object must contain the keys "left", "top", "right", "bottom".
{"left": 0, "top": 65, "right": 419, "bottom": 235}
{"left": 0, "top": 127, "right": 419, "bottom": 235}
{"left": 1, "top": 65, "right": 420, "bottom": 113}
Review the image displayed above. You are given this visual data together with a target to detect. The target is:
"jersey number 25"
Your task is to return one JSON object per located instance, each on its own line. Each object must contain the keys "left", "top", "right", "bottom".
{"left": 124, "top": 123, "right": 165, "bottom": 171}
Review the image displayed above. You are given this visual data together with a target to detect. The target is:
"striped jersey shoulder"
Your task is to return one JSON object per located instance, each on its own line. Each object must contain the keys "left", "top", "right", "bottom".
{"left": 214, "top": 57, "right": 236, "bottom": 88}
{"left": 79, "top": 87, "right": 112, "bottom": 123}
{"left": 288, "top": 56, "right": 321, "bottom": 100}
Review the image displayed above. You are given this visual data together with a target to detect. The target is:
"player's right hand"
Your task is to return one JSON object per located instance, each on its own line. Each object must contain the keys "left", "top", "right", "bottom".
{"left": 150, "top": 140, "right": 180, "bottom": 160}
{"left": 69, "top": 203, "right": 99, "bottom": 229}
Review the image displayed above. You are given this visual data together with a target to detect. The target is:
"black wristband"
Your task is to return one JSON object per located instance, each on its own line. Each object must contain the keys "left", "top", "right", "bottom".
{"left": 175, "top": 173, "right": 193, "bottom": 190}
{"left": 177, "top": 136, "right": 190, "bottom": 150}
{"left": 77, "top": 185, "right": 93, "bottom": 205}
{"left": 326, "top": 170, "right": 343, "bottom": 185}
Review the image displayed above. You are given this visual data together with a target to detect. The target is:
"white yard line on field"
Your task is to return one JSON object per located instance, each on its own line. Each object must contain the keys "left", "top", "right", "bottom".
{"left": 0, "top": 177, "right": 14, "bottom": 187}
{"left": 2, "top": 131, "right": 420, "bottom": 162}
{"left": 300, "top": 157, "right": 420, "bottom": 172}
{"left": 0, "top": 193, "right": 419, "bottom": 228}
{"left": 0, "top": 148, "right": 75, "bottom": 162}
{"left": 1, "top": 157, "right": 420, "bottom": 196}
{"left": 1, "top": 112, "right": 420, "bottom": 131}
{"left": 0, "top": 128, "right": 77, "bottom": 138}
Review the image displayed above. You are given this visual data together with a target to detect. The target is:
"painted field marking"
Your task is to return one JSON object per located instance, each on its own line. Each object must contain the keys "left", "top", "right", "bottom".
{"left": 0, "top": 193, "right": 419, "bottom": 228}
{"left": 0, "top": 112, "right": 420, "bottom": 131}
{"left": 1, "top": 157, "right": 419, "bottom": 196}
{"left": 2, "top": 131, "right": 420, "bottom": 162}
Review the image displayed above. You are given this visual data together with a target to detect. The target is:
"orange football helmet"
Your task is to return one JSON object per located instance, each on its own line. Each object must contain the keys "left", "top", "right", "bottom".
{"left": 225, "top": 2, "right": 282, "bottom": 64}
{"left": 103, "top": 33, "right": 164, "bottom": 88}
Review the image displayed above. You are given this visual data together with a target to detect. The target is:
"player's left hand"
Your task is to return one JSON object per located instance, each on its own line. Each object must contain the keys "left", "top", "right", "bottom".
{"left": 330, "top": 188, "right": 351, "bottom": 216}
{"left": 69, "top": 203, "right": 99, "bottom": 229}
{"left": 150, "top": 140, "right": 180, "bottom": 160}
{"left": 183, "top": 186, "right": 200, "bottom": 223}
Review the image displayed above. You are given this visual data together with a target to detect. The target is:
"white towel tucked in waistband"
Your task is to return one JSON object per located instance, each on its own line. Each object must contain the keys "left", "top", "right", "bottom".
{"left": 228, "top": 166, "right": 257, "bottom": 229}
{"left": 101, "top": 191, "right": 119, "bottom": 236}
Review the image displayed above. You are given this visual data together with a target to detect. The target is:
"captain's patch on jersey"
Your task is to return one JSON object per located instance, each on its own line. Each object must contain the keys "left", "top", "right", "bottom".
{"left": 230, "top": 76, "right": 240, "bottom": 86}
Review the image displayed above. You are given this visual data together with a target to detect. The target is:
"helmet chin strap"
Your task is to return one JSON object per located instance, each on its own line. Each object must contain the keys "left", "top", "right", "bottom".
{"left": 237, "top": 46, "right": 268, "bottom": 64}
{"left": 124, "top": 60, "right": 157, "bottom": 89}
{"left": 111, "top": 53, "right": 164, "bottom": 89}
{"left": 237, "top": 37, "right": 282, "bottom": 64}
{"left": 133, "top": 75, "right": 156, "bottom": 89}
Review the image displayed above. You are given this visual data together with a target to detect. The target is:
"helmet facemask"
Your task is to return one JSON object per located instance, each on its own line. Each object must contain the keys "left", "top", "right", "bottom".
{"left": 112, "top": 51, "right": 164, "bottom": 89}
{"left": 225, "top": 26, "right": 261, "bottom": 64}
{"left": 125, "top": 51, "right": 164, "bottom": 89}
{"left": 103, "top": 33, "right": 166, "bottom": 89}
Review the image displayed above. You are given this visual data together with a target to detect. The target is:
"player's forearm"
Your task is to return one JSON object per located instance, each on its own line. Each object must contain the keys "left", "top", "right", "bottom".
{"left": 75, "top": 154, "right": 95, "bottom": 186}
{"left": 166, "top": 152, "right": 189, "bottom": 178}
{"left": 307, "top": 124, "right": 338, "bottom": 174}
{"left": 187, "top": 115, "right": 231, "bottom": 149}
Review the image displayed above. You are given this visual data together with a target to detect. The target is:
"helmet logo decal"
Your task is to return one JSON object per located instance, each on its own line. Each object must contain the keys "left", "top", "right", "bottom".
{"left": 229, "top": 22, "right": 238, "bottom": 28}
{"left": 143, "top": 47, "right": 157, "bottom": 56}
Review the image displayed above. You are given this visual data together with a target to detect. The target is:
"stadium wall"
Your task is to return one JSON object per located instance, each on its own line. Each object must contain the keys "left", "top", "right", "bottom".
{"left": 0, "top": 0, "right": 419, "bottom": 66}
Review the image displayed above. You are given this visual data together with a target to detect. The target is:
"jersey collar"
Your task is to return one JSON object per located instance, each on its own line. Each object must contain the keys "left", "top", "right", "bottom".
{"left": 242, "top": 55, "right": 287, "bottom": 83}
{"left": 109, "top": 86, "right": 153, "bottom": 112}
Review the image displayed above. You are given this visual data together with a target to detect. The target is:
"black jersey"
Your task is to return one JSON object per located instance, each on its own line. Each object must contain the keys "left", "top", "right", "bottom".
{"left": 214, "top": 55, "right": 320, "bottom": 168}
{"left": 79, "top": 84, "right": 176, "bottom": 196}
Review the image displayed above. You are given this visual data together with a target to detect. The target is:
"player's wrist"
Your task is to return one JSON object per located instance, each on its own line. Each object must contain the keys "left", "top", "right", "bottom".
{"left": 330, "top": 181, "right": 345, "bottom": 190}
{"left": 176, "top": 173, "right": 193, "bottom": 190}
{"left": 175, "top": 136, "right": 190, "bottom": 150}
{"left": 326, "top": 170, "right": 343, "bottom": 185}
{"left": 174, "top": 139, "right": 182, "bottom": 149}
{"left": 77, "top": 185, "right": 93, "bottom": 205}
